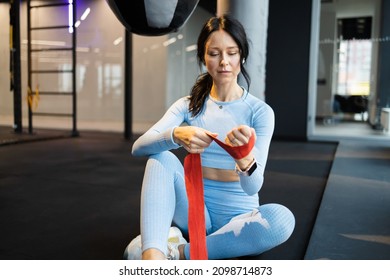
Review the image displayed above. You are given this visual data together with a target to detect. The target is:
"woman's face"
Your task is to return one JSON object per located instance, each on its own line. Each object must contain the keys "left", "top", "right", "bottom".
{"left": 204, "top": 29, "right": 241, "bottom": 86}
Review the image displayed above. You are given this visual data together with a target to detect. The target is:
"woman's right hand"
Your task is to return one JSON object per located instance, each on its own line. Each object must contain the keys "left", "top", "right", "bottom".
{"left": 173, "top": 126, "right": 217, "bottom": 154}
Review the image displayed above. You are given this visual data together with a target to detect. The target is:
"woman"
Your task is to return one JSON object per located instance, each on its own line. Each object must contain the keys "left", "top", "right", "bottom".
{"left": 124, "top": 14, "right": 295, "bottom": 260}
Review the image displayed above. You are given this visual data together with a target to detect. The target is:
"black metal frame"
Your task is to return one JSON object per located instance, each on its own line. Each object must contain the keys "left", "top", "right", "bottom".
{"left": 10, "top": 0, "right": 22, "bottom": 133}
{"left": 27, "top": 0, "right": 78, "bottom": 136}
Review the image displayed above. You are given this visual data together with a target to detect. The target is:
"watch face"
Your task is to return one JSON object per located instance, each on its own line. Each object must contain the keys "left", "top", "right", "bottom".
{"left": 247, "top": 162, "right": 257, "bottom": 176}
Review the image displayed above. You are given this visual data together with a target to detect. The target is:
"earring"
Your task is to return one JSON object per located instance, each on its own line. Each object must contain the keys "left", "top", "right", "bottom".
{"left": 242, "top": 58, "right": 246, "bottom": 64}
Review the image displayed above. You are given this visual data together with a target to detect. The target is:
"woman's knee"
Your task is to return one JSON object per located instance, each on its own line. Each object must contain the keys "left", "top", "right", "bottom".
{"left": 259, "top": 203, "right": 295, "bottom": 243}
{"left": 146, "top": 151, "right": 183, "bottom": 173}
{"left": 149, "top": 151, "right": 181, "bottom": 164}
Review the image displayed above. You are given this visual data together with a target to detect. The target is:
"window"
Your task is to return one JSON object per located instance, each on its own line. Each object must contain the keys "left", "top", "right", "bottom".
{"left": 336, "top": 17, "right": 372, "bottom": 96}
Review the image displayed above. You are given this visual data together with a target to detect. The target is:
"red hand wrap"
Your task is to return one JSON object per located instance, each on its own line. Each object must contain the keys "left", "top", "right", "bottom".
{"left": 184, "top": 133, "right": 255, "bottom": 259}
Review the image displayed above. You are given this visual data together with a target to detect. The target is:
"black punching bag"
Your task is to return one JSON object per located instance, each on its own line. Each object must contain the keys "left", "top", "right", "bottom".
{"left": 105, "top": 0, "right": 199, "bottom": 36}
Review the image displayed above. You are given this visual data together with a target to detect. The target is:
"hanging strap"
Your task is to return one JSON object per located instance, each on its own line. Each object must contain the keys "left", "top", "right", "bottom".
{"left": 184, "top": 133, "right": 255, "bottom": 259}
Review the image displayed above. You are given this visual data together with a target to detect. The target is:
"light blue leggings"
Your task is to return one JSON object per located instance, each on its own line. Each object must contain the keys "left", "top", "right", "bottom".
{"left": 140, "top": 151, "right": 295, "bottom": 260}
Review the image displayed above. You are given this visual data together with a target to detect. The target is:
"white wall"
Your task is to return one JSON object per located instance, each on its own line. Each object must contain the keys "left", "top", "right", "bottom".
{"left": 132, "top": 8, "right": 212, "bottom": 133}
{"left": 0, "top": 3, "right": 12, "bottom": 123}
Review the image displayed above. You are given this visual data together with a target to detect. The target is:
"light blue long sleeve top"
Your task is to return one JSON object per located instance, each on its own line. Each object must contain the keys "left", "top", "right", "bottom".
{"left": 132, "top": 88, "right": 275, "bottom": 196}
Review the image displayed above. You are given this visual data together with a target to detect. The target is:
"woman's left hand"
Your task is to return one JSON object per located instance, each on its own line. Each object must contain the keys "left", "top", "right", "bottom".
{"left": 225, "top": 125, "right": 256, "bottom": 171}
{"left": 225, "top": 125, "right": 256, "bottom": 147}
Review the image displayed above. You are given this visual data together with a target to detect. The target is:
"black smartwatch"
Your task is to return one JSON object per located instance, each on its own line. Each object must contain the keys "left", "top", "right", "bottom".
{"left": 235, "top": 158, "right": 257, "bottom": 176}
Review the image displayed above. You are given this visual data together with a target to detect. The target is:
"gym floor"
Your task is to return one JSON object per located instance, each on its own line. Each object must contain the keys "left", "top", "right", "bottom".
{"left": 0, "top": 126, "right": 389, "bottom": 260}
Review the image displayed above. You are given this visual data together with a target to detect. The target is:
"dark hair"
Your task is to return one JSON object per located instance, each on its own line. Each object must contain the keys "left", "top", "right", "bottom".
{"left": 188, "top": 14, "right": 251, "bottom": 117}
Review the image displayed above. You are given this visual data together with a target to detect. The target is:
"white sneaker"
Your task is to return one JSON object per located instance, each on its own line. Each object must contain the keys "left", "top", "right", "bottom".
{"left": 123, "top": 227, "right": 187, "bottom": 260}
{"left": 123, "top": 234, "right": 142, "bottom": 260}
{"left": 167, "top": 227, "right": 187, "bottom": 260}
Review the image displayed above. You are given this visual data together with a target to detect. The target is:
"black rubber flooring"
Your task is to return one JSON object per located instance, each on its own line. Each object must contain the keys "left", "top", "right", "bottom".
{"left": 305, "top": 140, "right": 390, "bottom": 260}
{"left": 0, "top": 127, "right": 336, "bottom": 260}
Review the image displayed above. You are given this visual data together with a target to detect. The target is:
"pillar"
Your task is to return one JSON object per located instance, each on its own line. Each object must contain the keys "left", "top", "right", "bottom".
{"left": 217, "top": 0, "right": 269, "bottom": 100}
